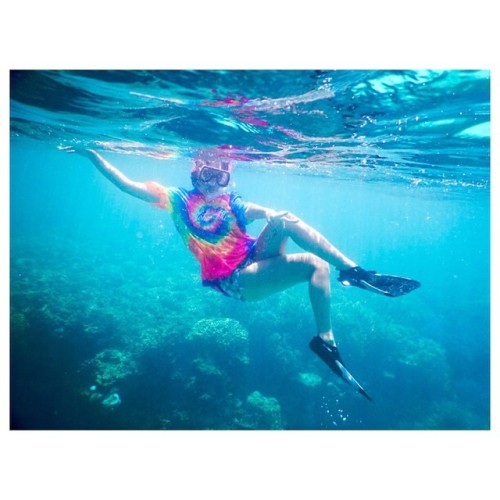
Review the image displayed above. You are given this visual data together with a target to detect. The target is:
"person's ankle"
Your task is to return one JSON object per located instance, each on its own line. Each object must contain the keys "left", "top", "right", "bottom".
{"left": 337, "top": 261, "right": 357, "bottom": 272}
{"left": 319, "top": 332, "right": 336, "bottom": 346}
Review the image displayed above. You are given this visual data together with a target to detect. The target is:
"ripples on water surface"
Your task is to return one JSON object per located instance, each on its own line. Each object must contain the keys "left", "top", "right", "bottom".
{"left": 10, "top": 69, "right": 489, "bottom": 188}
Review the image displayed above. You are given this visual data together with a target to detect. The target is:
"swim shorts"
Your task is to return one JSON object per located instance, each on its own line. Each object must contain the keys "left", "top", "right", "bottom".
{"left": 217, "top": 251, "right": 256, "bottom": 301}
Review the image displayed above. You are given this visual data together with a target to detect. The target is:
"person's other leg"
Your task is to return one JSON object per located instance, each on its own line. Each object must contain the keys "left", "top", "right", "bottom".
{"left": 239, "top": 253, "right": 335, "bottom": 344}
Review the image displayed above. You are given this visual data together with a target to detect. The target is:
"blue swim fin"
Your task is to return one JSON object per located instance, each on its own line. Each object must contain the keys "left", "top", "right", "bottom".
{"left": 309, "top": 336, "right": 372, "bottom": 401}
{"left": 338, "top": 266, "right": 420, "bottom": 297}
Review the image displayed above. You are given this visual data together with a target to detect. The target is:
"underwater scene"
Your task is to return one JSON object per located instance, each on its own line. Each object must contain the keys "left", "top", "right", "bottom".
{"left": 10, "top": 70, "right": 490, "bottom": 430}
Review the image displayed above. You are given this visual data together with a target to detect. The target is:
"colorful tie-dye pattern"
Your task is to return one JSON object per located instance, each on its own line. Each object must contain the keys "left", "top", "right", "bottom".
{"left": 145, "top": 181, "right": 257, "bottom": 287}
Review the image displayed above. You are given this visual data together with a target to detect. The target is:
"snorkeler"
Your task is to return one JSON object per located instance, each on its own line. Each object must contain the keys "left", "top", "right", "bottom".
{"left": 62, "top": 146, "right": 419, "bottom": 400}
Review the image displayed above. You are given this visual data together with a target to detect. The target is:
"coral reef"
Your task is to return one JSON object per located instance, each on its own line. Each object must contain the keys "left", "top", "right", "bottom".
{"left": 10, "top": 233, "right": 489, "bottom": 430}
{"left": 84, "top": 348, "right": 137, "bottom": 387}
{"left": 102, "top": 392, "right": 122, "bottom": 407}
{"left": 405, "top": 401, "right": 489, "bottom": 430}
{"left": 237, "top": 391, "right": 283, "bottom": 430}
{"left": 298, "top": 372, "right": 322, "bottom": 387}
{"left": 186, "top": 317, "right": 250, "bottom": 365}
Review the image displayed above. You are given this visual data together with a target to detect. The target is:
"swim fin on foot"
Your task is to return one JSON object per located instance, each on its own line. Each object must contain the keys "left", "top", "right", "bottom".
{"left": 309, "top": 336, "right": 372, "bottom": 401}
{"left": 338, "top": 266, "right": 420, "bottom": 297}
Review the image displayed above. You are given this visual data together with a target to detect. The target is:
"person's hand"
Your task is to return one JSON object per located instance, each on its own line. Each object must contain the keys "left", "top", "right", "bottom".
{"left": 265, "top": 210, "right": 299, "bottom": 223}
{"left": 58, "top": 145, "right": 97, "bottom": 159}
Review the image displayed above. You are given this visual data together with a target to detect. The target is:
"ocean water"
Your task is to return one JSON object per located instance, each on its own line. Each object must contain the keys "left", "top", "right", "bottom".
{"left": 10, "top": 70, "right": 490, "bottom": 430}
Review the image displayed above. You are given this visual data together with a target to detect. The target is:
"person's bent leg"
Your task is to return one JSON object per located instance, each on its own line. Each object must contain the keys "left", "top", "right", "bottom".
{"left": 239, "top": 253, "right": 335, "bottom": 344}
{"left": 254, "top": 215, "right": 356, "bottom": 271}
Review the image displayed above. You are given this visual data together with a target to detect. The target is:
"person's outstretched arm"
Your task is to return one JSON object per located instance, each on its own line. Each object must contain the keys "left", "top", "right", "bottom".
{"left": 62, "top": 147, "right": 160, "bottom": 203}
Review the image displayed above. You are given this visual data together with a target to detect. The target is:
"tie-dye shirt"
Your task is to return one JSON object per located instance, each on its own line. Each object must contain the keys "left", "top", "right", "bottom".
{"left": 145, "top": 181, "right": 257, "bottom": 288}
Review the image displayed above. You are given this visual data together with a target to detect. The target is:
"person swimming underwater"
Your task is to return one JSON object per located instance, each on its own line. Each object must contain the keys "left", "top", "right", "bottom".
{"left": 62, "top": 146, "right": 420, "bottom": 399}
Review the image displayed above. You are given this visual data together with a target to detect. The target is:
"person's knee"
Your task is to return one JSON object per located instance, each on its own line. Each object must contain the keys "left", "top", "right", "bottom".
{"left": 305, "top": 254, "right": 330, "bottom": 279}
{"left": 314, "top": 256, "right": 330, "bottom": 280}
{"left": 269, "top": 212, "right": 301, "bottom": 234}
{"left": 267, "top": 215, "right": 283, "bottom": 231}
{"left": 308, "top": 256, "right": 330, "bottom": 297}
{"left": 283, "top": 212, "right": 301, "bottom": 230}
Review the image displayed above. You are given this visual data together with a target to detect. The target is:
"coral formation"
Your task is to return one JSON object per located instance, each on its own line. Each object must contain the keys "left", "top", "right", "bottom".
{"left": 298, "top": 372, "right": 322, "bottom": 387}
{"left": 238, "top": 391, "right": 283, "bottom": 430}
{"left": 102, "top": 392, "right": 122, "bottom": 407}
{"left": 10, "top": 233, "right": 489, "bottom": 430}
{"left": 85, "top": 349, "right": 137, "bottom": 387}
{"left": 187, "top": 318, "right": 250, "bottom": 365}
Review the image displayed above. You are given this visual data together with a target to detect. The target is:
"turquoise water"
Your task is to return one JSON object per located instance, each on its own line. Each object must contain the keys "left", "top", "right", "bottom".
{"left": 10, "top": 70, "right": 490, "bottom": 429}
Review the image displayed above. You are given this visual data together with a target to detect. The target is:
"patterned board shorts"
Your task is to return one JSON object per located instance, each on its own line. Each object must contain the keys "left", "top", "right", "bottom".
{"left": 217, "top": 252, "right": 257, "bottom": 301}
